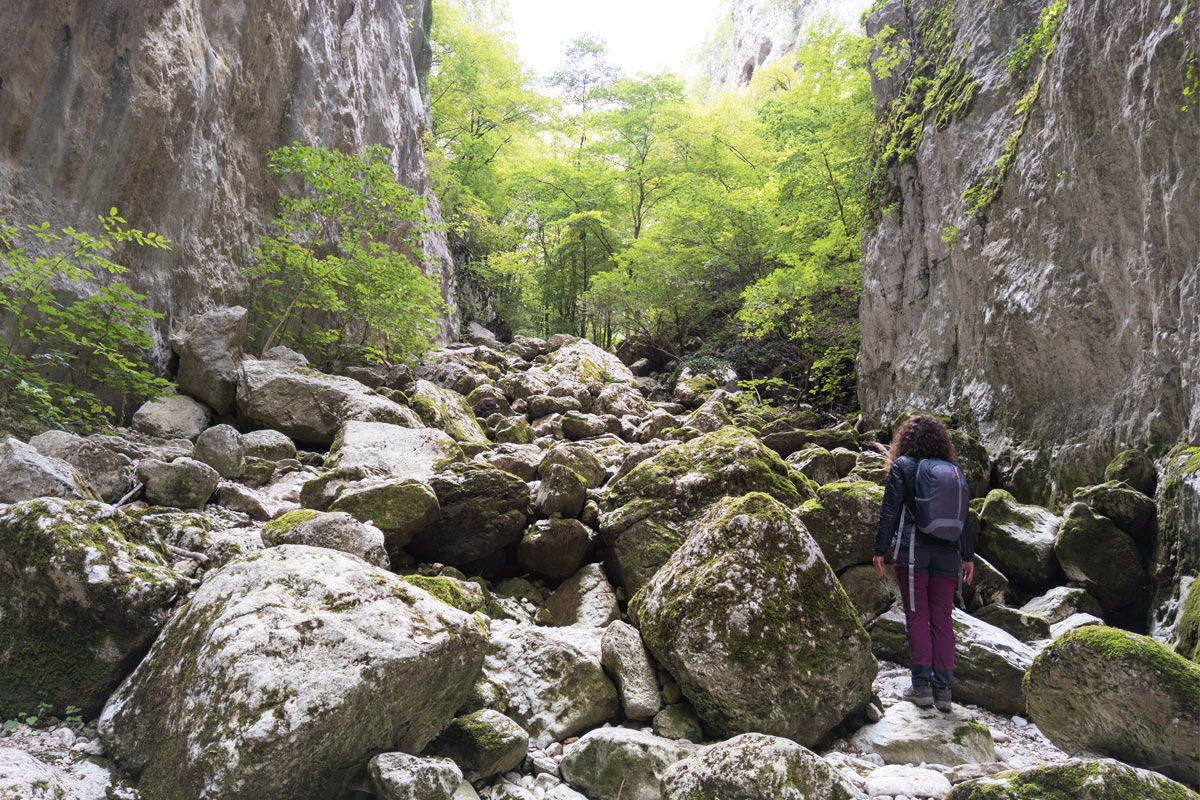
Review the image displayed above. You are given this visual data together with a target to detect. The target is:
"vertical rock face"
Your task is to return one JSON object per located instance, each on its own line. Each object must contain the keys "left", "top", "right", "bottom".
{"left": 704, "top": 0, "right": 873, "bottom": 89}
{"left": 858, "top": 0, "right": 1199, "bottom": 500}
{"left": 0, "top": 0, "right": 457, "bottom": 352}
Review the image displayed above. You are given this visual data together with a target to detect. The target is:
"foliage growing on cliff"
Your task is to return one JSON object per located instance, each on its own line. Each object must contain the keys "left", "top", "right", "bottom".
{"left": 0, "top": 210, "right": 170, "bottom": 429}
{"left": 244, "top": 145, "right": 445, "bottom": 366}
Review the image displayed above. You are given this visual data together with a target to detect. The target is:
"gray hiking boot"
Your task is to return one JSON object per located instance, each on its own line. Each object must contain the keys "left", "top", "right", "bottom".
{"left": 902, "top": 683, "right": 934, "bottom": 707}
{"left": 933, "top": 687, "right": 952, "bottom": 712}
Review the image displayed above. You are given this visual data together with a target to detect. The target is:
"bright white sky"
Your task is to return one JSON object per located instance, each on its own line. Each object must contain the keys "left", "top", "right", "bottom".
{"left": 504, "top": 0, "right": 725, "bottom": 80}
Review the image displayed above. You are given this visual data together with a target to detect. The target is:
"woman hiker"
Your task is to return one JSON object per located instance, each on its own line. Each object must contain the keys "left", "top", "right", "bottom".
{"left": 873, "top": 414, "right": 975, "bottom": 712}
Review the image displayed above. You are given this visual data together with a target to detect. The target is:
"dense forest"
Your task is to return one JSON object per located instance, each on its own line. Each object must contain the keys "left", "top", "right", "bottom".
{"left": 427, "top": 0, "right": 870, "bottom": 409}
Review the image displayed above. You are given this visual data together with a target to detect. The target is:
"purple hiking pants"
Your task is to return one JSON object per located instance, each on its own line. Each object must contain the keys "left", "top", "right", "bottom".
{"left": 895, "top": 567, "right": 957, "bottom": 689}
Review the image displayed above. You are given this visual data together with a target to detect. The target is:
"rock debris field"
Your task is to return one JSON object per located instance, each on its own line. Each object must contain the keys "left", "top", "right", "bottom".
{"left": 1, "top": 307, "right": 1198, "bottom": 800}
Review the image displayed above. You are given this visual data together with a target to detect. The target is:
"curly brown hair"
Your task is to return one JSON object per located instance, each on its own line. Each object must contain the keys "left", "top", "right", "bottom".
{"left": 888, "top": 414, "right": 957, "bottom": 464}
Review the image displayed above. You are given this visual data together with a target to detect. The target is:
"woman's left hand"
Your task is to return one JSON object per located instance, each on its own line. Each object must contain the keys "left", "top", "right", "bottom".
{"left": 962, "top": 561, "right": 975, "bottom": 585}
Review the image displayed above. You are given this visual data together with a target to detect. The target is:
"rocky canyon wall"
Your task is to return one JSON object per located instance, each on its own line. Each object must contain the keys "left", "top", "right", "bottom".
{"left": 858, "top": 0, "right": 1199, "bottom": 503}
{"left": 0, "top": 0, "right": 458, "bottom": 354}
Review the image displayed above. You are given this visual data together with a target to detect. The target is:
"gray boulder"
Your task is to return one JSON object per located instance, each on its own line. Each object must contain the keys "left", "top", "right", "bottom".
{"left": 242, "top": 429, "right": 297, "bottom": 462}
{"left": 593, "top": 383, "right": 651, "bottom": 418}
{"left": 368, "top": 752, "right": 461, "bottom": 800}
{"left": 870, "top": 605, "right": 1035, "bottom": 715}
{"left": 660, "top": 733, "right": 864, "bottom": 800}
{"left": 787, "top": 446, "right": 839, "bottom": 485}
{"left": 517, "top": 518, "right": 594, "bottom": 580}
{"left": 412, "top": 380, "right": 489, "bottom": 451}
{"left": 1025, "top": 626, "right": 1200, "bottom": 788}
{"left": 260, "top": 509, "right": 389, "bottom": 568}
{"left": 132, "top": 393, "right": 211, "bottom": 441}
{"left": 236, "top": 359, "right": 421, "bottom": 446}
{"left": 136, "top": 457, "right": 219, "bottom": 510}
{"left": 478, "top": 443, "right": 544, "bottom": 481}
{"left": 536, "top": 563, "right": 621, "bottom": 628}
{"left": 427, "top": 709, "right": 529, "bottom": 782}
{"left": 977, "top": 489, "right": 1061, "bottom": 592}
{"left": 536, "top": 463, "right": 587, "bottom": 518}
{"left": 327, "top": 421, "right": 464, "bottom": 478}
{"left": 408, "top": 463, "right": 531, "bottom": 567}
{"left": 559, "top": 728, "right": 698, "bottom": 800}
{"left": 0, "top": 499, "right": 187, "bottom": 718}
{"left": 170, "top": 306, "right": 247, "bottom": 415}
{"left": 475, "top": 620, "right": 618, "bottom": 741}
{"left": 838, "top": 564, "right": 900, "bottom": 627}
{"left": 29, "top": 430, "right": 133, "bottom": 503}
{"left": 539, "top": 443, "right": 606, "bottom": 488}
{"left": 0, "top": 436, "right": 92, "bottom": 503}
{"left": 946, "top": 759, "right": 1199, "bottom": 800}
{"left": 653, "top": 704, "right": 704, "bottom": 742}
{"left": 1018, "top": 586, "right": 1104, "bottom": 625}
{"left": 850, "top": 700, "right": 996, "bottom": 766}
{"left": 493, "top": 416, "right": 535, "bottom": 444}
{"left": 972, "top": 604, "right": 1051, "bottom": 642}
{"left": 0, "top": 746, "right": 116, "bottom": 800}
{"left": 262, "top": 345, "right": 309, "bottom": 366}
{"left": 683, "top": 395, "right": 732, "bottom": 434}
{"left": 1054, "top": 502, "right": 1148, "bottom": 612}
{"left": 99, "top": 546, "right": 488, "bottom": 800}
{"left": 601, "top": 426, "right": 810, "bottom": 593}
{"left": 330, "top": 478, "right": 440, "bottom": 551}
{"left": 1104, "top": 449, "right": 1157, "bottom": 496}
{"left": 1072, "top": 480, "right": 1157, "bottom": 544}
{"left": 538, "top": 337, "right": 634, "bottom": 386}
{"left": 193, "top": 424, "right": 245, "bottom": 479}
{"left": 601, "top": 620, "right": 662, "bottom": 721}
{"left": 795, "top": 481, "right": 884, "bottom": 573}
{"left": 629, "top": 493, "right": 875, "bottom": 747}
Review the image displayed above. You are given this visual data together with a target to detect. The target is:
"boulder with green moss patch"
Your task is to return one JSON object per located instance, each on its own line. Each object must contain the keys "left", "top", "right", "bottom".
{"left": 539, "top": 443, "right": 607, "bottom": 488}
{"left": 600, "top": 426, "right": 810, "bottom": 593}
{"left": 949, "top": 430, "right": 991, "bottom": 498}
{"left": 407, "top": 463, "right": 531, "bottom": 567}
{"left": 850, "top": 700, "right": 996, "bottom": 766}
{"left": 683, "top": 394, "right": 733, "bottom": 434}
{"left": 236, "top": 359, "right": 421, "bottom": 446}
{"left": 99, "top": 545, "right": 488, "bottom": 800}
{"left": 673, "top": 375, "right": 717, "bottom": 410}
{"left": 559, "top": 727, "right": 699, "bottom": 800}
{"left": 260, "top": 509, "right": 388, "bottom": 568}
{"left": 871, "top": 605, "right": 1034, "bottom": 715}
{"left": 368, "top": 752, "right": 462, "bottom": 800}
{"left": 329, "top": 478, "right": 440, "bottom": 553}
{"left": 629, "top": 493, "right": 875, "bottom": 746}
{"left": 428, "top": 709, "right": 527, "bottom": 783}
{"left": 535, "top": 463, "right": 587, "bottom": 518}
{"left": 412, "top": 380, "right": 490, "bottom": 451}
{"left": 946, "top": 758, "right": 1199, "bottom": 800}
{"left": 1053, "top": 503, "right": 1148, "bottom": 614}
{"left": 762, "top": 428, "right": 860, "bottom": 459}
{"left": 787, "top": 446, "right": 839, "bottom": 485}
{"left": 660, "top": 733, "right": 865, "bottom": 800}
{"left": 327, "top": 421, "right": 464, "bottom": 479}
{"left": 1105, "top": 449, "right": 1157, "bottom": 496}
{"left": 517, "top": 518, "right": 594, "bottom": 580}
{"left": 1024, "top": 626, "right": 1200, "bottom": 788}
{"left": 538, "top": 338, "right": 634, "bottom": 387}
{"left": 977, "top": 490, "right": 1061, "bottom": 592}
{"left": 475, "top": 619, "right": 618, "bottom": 741}
{"left": 0, "top": 500, "right": 189, "bottom": 718}
{"left": 1072, "top": 480, "right": 1157, "bottom": 544}
{"left": 795, "top": 481, "right": 885, "bottom": 573}
{"left": 1150, "top": 444, "right": 1200, "bottom": 650}
{"left": 593, "top": 383, "right": 651, "bottom": 418}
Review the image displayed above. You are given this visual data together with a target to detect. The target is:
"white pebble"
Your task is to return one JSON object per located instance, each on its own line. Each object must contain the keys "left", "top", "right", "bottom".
{"left": 989, "top": 727, "right": 1010, "bottom": 743}
{"left": 1011, "top": 716, "right": 1028, "bottom": 727}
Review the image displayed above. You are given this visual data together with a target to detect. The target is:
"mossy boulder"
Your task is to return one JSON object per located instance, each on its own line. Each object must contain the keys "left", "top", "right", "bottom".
{"left": 326, "top": 420, "right": 464, "bottom": 478}
{"left": 1177, "top": 578, "right": 1200, "bottom": 663}
{"left": 871, "top": 605, "right": 1035, "bottom": 715}
{"left": 945, "top": 758, "right": 1199, "bottom": 800}
{"left": 368, "top": 752, "right": 462, "bottom": 800}
{"left": 838, "top": 564, "right": 900, "bottom": 626}
{"left": 949, "top": 429, "right": 991, "bottom": 498}
{"left": 412, "top": 380, "right": 490, "bottom": 450}
{"left": 795, "top": 481, "right": 884, "bottom": 573}
{"left": 653, "top": 704, "right": 704, "bottom": 742}
{"left": 593, "top": 383, "right": 652, "bottom": 418}
{"left": 260, "top": 509, "right": 388, "bottom": 568}
{"left": 329, "top": 478, "right": 440, "bottom": 551}
{"left": 1105, "top": 449, "right": 1157, "bottom": 496}
{"left": 492, "top": 416, "right": 535, "bottom": 444}
{"left": 683, "top": 394, "right": 733, "bottom": 434}
{"left": 0, "top": 499, "right": 188, "bottom": 719}
{"left": 559, "top": 727, "right": 699, "bottom": 800}
{"left": 427, "top": 709, "right": 529, "bottom": 782}
{"left": 478, "top": 443, "right": 544, "bottom": 481}
{"left": 407, "top": 463, "right": 531, "bottom": 567}
{"left": 1053, "top": 502, "right": 1148, "bottom": 614}
{"left": 538, "top": 337, "right": 634, "bottom": 387}
{"left": 660, "top": 733, "right": 864, "bottom": 800}
{"left": 1024, "top": 626, "right": 1200, "bottom": 788}
{"left": 236, "top": 359, "right": 422, "bottom": 447}
{"left": 539, "top": 443, "right": 606, "bottom": 488}
{"left": 1150, "top": 444, "right": 1200, "bottom": 650}
{"left": 517, "top": 518, "right": 594, "bottom": 580}
{"left": 972, "top": 605, "right": 1051, "bottom": 643}
{"left": 629, "top": 493, "right": 875, "bottom": 747}
{"left": 977, "top": 490, "right": 1062, "bottom": 592}
{"left": 787, "top": 446, "right": 839, "bottom": 484}
{"left": 600, "top": 426, "right": 809, "bottom": 593}
{"left": 762, "top": 427, "right": 859, "bottom": 458}
{"left": 99, "top": 546, "right": 488, "bottom": 800}
{"left": 673, "top": 375, "right": 718, "bottom": 410}
{"left": 535, "top": 463, "right": 587, "bottom": 518}
{"left": 1072, "top": 480, "right": 1157, "bottom": 544}
{"left": 475, "top": 619, "right": 618, "bottom": 741}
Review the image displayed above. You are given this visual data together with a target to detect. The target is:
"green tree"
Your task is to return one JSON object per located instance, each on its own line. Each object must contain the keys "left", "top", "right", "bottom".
{"left": 0, "top": 210, "right": 170, "bottom": 428}
{"left": 244, "top": 144, "right": 445, "bottom": 365}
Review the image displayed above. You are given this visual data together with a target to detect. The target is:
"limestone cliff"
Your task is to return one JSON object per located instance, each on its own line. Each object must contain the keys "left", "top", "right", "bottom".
{"left": 858, "top": 0, "right": 1200, "bottom": 503}
{"left": 701, "top": 0, "right": 873, "bottom": 89}
{"left": 0, "top": 0, "right": 457, "bottom": 352}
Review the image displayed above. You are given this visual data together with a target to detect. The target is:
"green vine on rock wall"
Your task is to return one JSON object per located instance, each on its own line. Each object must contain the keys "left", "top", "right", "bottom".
{"left": 1176, "top": 0, "right": 1199, "bottom": 112}
{"left": 962, "top": 0, "right": 1066, "bottom": 216}
{"left": 866, "top": 0, "right": 980, "bottom": 218}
